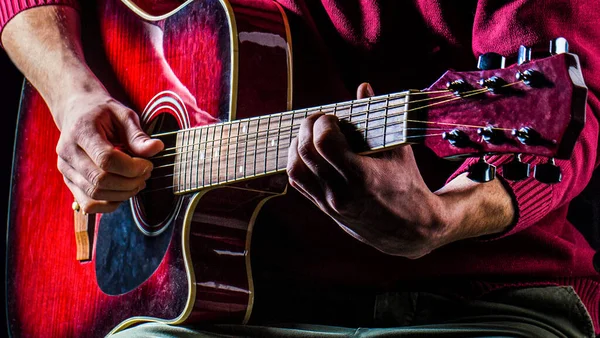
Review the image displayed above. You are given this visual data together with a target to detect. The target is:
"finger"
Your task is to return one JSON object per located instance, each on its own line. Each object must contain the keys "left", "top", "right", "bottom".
{"left": 287, "top": 138, "right": 326, "bottom": 201}
{"left": 115, "top": 106, "right": 164, "bottom": 157}
{"left": 74, "top": 123, "right": 153, "bottom": 178}
{"left": 58, "top": 147, "right": 150, "bottom": 191}
{"left": 58, "top": 157, "right": 145, "bottom": 202}
{"left": 297, "top": 113, "right": 343, "bottom": 183}
{"left": 356, "top": 82, "right": 375, "bottom": 100}
{"left": 64, "top": 177, "right": 122, "bottom": 214}
{"left": 312, "top": 114, "right": 361, "bottom": 182}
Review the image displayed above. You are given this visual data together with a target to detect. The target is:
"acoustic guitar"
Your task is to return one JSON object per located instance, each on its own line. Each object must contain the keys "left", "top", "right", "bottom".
{"left": 6, "top": 0, "right": 587, "bottom": 337}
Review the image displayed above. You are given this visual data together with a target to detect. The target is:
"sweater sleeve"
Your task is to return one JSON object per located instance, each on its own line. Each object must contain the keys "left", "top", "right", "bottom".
{"left": 0, "top": 0, "right": 80, "bottom": 38}
{"left": 447, "top": 0, "right": 600, "bottom": 239}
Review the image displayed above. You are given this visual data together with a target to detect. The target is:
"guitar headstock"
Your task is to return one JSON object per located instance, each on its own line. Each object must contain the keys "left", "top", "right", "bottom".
{"left": 413, "top": 38, "right": 587, "bottom": 183}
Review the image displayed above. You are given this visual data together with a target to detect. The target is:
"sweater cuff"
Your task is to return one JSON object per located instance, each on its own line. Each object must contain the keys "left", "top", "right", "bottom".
{"left": 447, "top": 154, "right": 553, "bottom": 241}
{"left": 1, "top": 0, "right": 80, "bottom": 44}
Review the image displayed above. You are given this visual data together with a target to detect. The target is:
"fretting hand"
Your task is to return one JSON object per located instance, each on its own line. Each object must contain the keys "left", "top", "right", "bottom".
{"left": 287, "top": 83, "right": 514, "bottom": 258}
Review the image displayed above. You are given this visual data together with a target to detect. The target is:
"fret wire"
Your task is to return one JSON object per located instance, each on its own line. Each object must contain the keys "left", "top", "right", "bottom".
{"left": 176, "top": 132, "right": 182, "bottom": 191}
{"left": 196, "top": 129, "right": 204, "bottom": 184}
{"left": 201, "top": 124, "right": 208, "bottom": 187}
{"left": 383, "top": 95, "right": 389, "bottom": 147}
{"left": 234, "top": 120, "right": 241, "bottom": 180}
{"left": 209, "top": 125, "right": 216, "bottom": 187}
{"left": 189, "top": 129, "right": 195, "bottom": 189}
{"left": 287, "top": 111, "right": 296, "bottom": 169}
{"left": 183, "top": 129, "right": 189, "bottom": 191}
{"left": 225, "top": 122, "right": 233, "bottom": 182}
{"left": 243, "top": 119, "right": 250, "bottom": 179}
{"left": 276, "top": 114, "right": 282, "bottom": 171}
{"left": 253, "top": 117, "right": 260, "bottom": 177}
{"left": 264, "top": 115, "right": 270, "bottom": 174}
{"left": 364, "top": 97, "right": 371, "bottom": 139}
{"left": 211, "top": 125, "right": 224, "bottom": 183}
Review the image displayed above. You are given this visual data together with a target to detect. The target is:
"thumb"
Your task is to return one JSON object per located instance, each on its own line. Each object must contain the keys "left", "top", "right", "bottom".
{"left": 119, "top": 109, "right": 164, "bottom": 157}
{"left": 356, "top": 82, "right": 375, "bottom": 99}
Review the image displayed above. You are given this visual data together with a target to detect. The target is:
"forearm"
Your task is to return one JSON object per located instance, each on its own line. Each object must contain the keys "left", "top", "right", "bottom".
{"left": 1, "top": 5, "right": 105, "bottom": 129}
{"left": 435, "top": 173, "right": 514, "bottom": 245}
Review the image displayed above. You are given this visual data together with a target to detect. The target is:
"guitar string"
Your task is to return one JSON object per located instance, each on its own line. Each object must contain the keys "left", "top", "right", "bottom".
{"left": 149, "top": 90, "right": 454, "bottom": 155}
{"left": 141, "top": 82, "right": 523, "bottom": 190}
{"left": 147, "top": 128, "right": 444, "bottom": 182}
{"left": 151, "top": 120, "right": 436, "bottom": 172}
{"left": 139, "top": 132, "right": 446, "bottom": 194}
{"left": 151, "top": 86, "right": 506, "bottom": 164}
{"left": 150, "top": 86, "right": 503, "bottom": 159}
{"left": 147, "top": 89, "right": 454, "bottom": 139}
{"left": 146, "top": 87, "right": 506, "bottom": 174}
{"left": 151, "top": 90, "right": 458, "bottom": 157}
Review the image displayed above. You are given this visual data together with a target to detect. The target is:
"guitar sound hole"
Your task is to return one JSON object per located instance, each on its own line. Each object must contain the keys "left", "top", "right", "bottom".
{"left": 132, "top": 113, "right": 182, "bottom": 236}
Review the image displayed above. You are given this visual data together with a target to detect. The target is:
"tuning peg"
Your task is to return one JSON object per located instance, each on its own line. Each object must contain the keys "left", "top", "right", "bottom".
{"left": 477, "top": 126, "right": 505, "bottom": 145}
{"left": 442, "top": 129, "right": 470, "bottom": 148}
{"left": 550, "top": 37, "right": 569, "bottom": 55}
{"left": 467, "top": 157, "right": 497, "bottom": 183}
{"left": 477, "top": 52, "right": 506, "bottom": 70}
{"left": 501, "top": 154, "right": 530, "bottom": 181}
{"left": 534, "top": 158, "right": 562, "bottom": 184}
{"left": 518, "top": 45, "right": 532, "bottom": 65}
{"left": 512, "top": 127, "right": 541, "bottom": 145}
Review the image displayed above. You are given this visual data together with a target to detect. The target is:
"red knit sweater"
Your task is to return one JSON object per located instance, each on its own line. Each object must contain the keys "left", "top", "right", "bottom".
{"left": 2, "top": 0, "right": 600, "bottom": 334}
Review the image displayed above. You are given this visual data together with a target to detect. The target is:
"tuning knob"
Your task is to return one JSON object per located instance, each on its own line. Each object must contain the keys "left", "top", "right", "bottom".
{"left": 534, "top": 158, "right": 562, "bottom": 184}
{"left": 477, "top": 52, "right": 506, "bottom": 70}
{"left": 477, "top": 126, "right": 505, "bottom": 145}
{"left": 512, "top": 127, "right": 542, "bottom": 145}
{"left": 516, "top": 69, "right": 544, "bottom": 87}
{"left": 467, "top": 157, "right": 496, "bottom": 183}
{"left": 501, "top": 154, "right": 530, "bottom": 181}
{"left": 442, "top": 129, "right": 470, "bottom": 148}
{"left": 550, "top": 37, "right": 569, "bottom": 55}
{"left": 446, "top": 79, "right": 472, "bottom": 96}
{"left": 517, "top": 45, "right": 532, "bottom": 65}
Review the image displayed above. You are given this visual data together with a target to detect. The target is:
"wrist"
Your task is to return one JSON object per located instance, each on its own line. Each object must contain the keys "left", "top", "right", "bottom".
{"left": 48, "top": 68, "right": 109, "bottom": 130}
{"left": 434, "top": 174, "right": 514, "bottom": 245}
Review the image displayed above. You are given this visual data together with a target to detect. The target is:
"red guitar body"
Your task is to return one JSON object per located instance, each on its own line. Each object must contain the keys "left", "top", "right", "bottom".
{"left": 7, "top": 0, "right": 292, "bottom": 336}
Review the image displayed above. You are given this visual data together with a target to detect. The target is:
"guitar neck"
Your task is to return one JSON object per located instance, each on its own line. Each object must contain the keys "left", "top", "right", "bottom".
{"left": 173, "top": 90, "right": 419, "bottom": 194}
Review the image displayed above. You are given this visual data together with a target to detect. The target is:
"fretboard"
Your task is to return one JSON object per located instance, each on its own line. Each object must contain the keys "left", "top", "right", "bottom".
{"left": 173, "top": 91, "right": 417, "bottom": 194}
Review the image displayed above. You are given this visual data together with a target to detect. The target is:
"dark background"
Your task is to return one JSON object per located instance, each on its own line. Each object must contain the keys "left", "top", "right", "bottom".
{"left": 1, "top": 49, "right": 22, "bottom": 336}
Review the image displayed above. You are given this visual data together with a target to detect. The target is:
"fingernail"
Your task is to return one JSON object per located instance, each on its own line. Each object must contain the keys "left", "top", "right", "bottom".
{"left": 142, "top": 165, "right": 152, "bottom": 175}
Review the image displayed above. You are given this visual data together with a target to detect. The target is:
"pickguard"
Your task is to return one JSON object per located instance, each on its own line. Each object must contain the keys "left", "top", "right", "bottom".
{"left": 95, "top": 202, "right": 174, "bottom": 295}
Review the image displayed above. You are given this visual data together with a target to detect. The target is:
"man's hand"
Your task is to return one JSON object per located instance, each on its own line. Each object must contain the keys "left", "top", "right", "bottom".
{"left": 2, "top": 6, "right": 163, "bottom": 214}
{"left": 55, "top": 90, "right": 163, "bottom": 214}
{"left": 287, "top": 83, "right": 515, "bottom": 258}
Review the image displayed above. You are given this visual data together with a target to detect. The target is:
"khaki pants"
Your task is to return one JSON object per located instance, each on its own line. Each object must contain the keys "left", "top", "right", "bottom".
{"left": 111, "top": 286, "right": 595, "bottom": 338}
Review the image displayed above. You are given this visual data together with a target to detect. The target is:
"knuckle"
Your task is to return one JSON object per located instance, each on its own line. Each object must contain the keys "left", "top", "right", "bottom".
{"left": 297, "top": 139, "right": 314, "bottom": 160}
{"left": 94, "top": 150, "right": 114, "bottom": 171}
{"left": 84, "top": 184, "right": 101, "bottom": 200}
{"left": 88, "top": 169, "right": 107, "bottom": 187}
